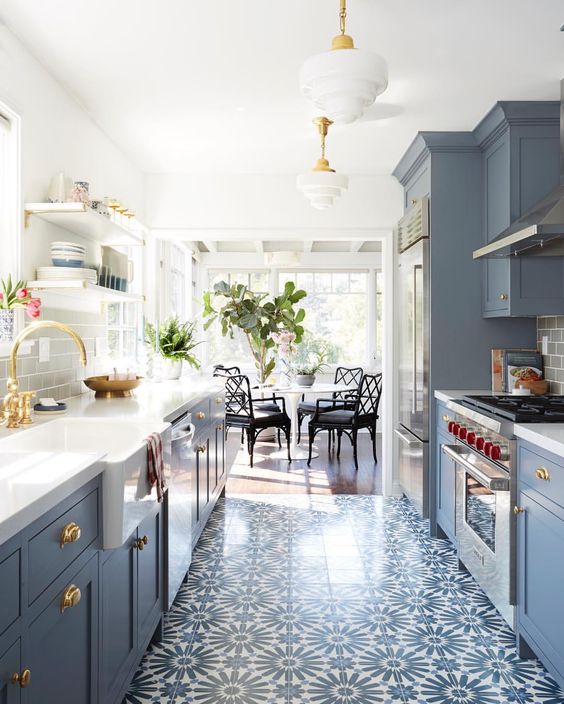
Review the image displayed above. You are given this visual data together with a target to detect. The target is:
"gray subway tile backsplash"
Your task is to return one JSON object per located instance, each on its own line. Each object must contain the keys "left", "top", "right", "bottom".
{"left": 0, "top": 308, "right": 107, "bottom": 401}
{"left": 537, "top": 316, "right": 564, "bottom": 394}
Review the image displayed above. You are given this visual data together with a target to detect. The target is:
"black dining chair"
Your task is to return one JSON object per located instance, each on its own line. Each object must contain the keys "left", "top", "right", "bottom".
{"left": 307, "top": 372, "right": 382, "bottom": 471}
{"left": 224, "top": 374, "right": 291, "bottom": 467}
{"left": 297, "top": 366, "right": 364, "bottom": 445}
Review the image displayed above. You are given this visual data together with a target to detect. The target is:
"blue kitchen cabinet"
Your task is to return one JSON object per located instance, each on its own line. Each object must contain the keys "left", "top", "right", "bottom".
{"left": 436, "top": 427, "right": 456, "bottom": 543}
{"left": 0, "top": 640, "right": 21, "bottom": 704}
{"left": 475, "top": 102, "right": 563, "bottom": 317}
{"left": 516, "top": 441, "right": 564, "bottom": 690}
{"left": 24, "top": 554, "right": 99, "bottom": 704}
{"left": 136, "top": 507, "right": 163, "bottom": 650}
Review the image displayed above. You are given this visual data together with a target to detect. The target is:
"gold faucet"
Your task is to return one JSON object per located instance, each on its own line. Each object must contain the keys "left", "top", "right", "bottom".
{"left": 1, "top": 321, "right": 87, "bottom": 429}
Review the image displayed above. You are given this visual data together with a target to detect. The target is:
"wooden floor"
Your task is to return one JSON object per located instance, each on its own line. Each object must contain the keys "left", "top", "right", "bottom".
{"left": 225, "top": 431, "right": 382, "bottom": 495}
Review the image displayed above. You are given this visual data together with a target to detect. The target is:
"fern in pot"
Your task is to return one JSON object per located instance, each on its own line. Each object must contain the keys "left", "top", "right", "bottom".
{"left": 146, "top": 317, "right": 201, "bottom": 380}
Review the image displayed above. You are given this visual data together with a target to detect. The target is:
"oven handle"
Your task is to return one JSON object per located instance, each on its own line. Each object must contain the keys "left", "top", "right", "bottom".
{"left": 442, "top": 444, "right": 510, "bottom": 491}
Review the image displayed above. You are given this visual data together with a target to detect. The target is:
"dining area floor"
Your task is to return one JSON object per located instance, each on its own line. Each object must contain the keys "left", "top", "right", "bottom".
{"left": 124, "top": 494, "right": 564, "bottom": 704}
{"left": 224, "top": 432, "right": 383, "bottom": 495}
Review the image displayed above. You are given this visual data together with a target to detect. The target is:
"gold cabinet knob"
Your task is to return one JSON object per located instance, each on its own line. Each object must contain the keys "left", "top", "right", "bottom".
{"left": 198, "top": 445, "right": 207, "bottom": 454}
{"left": 216, "top": 397, "right": 223, "bottom": 404}
{"left": 196, "top": 412, "right": 205, "bottom": 420}
{"left": 134, "top": 535, "right": 149, "bottom": 550}
{"left": 217, "top": 424, "right": 224, "bottom": 431}
{"left": 535, "top": 467, "right": 551, "bottom": 481}
{"left": 500, "top": 293, "right": 508, "bottom": 301}
{"left": 60, "top": 521, "right": 82, "bottom": 548}
{"left": 11, "top": 669, "right": 31, "bottom": 688}
{"left": 60, "top": 584, "right": 81, "bottom": 614}
{"left": 514, "top": 506, "right": 525, "bottom": 515}
{"left": 442, "top": 415, "right": 449, "bottom": 422}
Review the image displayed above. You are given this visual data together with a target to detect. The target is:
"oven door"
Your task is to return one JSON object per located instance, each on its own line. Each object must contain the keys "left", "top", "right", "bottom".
{"left": 443, "top": 444, "right": 514, "bottom": 628}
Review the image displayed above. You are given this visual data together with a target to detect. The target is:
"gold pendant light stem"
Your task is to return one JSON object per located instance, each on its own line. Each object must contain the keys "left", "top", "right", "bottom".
{"left": 339, "top": 0, "right": 347, "bottom": 35}
{"left": 312, "top": 117, "right": 335, "bottom": 172}
{"left": 332, "top": 0, "right": 354, "bottom": 49}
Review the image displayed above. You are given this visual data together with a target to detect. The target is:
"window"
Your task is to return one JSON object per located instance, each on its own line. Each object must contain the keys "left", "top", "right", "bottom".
{"left": 279, "top": 271, "right": 368, "bottom": 365}
{"left": 375, "top": 270, "right": 383, "bottom": 367}
{"left": 0, "top": 105, "right": 20, "bottom": 280}
{"left": 206, "top": 270, "right": 269, "bottom": 368}
{"left": 106, "top": 244, "right": 144, "bottom": 363}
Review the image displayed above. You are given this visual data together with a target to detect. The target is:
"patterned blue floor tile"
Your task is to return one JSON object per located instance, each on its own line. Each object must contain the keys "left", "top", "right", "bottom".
{"left": 126, "top": 495, "right": 564, "bottom": 704}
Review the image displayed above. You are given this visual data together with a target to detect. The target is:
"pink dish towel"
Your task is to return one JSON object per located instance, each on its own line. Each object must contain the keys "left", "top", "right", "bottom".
{"left": 146, "top": 432, "right": 167, "bottom": 502}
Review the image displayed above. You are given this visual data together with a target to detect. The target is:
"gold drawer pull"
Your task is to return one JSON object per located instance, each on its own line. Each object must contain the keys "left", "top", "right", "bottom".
{"left": 196, "top": 411, "right": 206, "bottom": 420}
{"left": 198, "top": 445, "right": 207, "bottom": 454}
{"left": 216, "top": 397, "right": 223, "bottom": 404}
{"left": 134, "top": 535, "right": 149, "bottom": 550}
{"left": 500, "top": 293, "right": 508, "bottom": 301}
{"left": 60, "top": 584, "right": 81, "bottom": 613}
{"left": 60, "top": 521, "right": 82, "bottom": 548}
{"left": 11, "top": 669, "right": 31, "bottom": 688}
{"left": 442, "top": 414, "right": 449, "bottom": 422}
{"left": 535, "top": 467, "right": 550, "bottom": 481}
{"left": 514, "top": 506, "right": 525, "bottom": 515}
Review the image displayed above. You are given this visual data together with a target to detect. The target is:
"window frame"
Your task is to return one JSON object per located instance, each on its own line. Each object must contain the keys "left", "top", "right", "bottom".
{"left": 0, "top": 100, "right": 22, "bottom": 284}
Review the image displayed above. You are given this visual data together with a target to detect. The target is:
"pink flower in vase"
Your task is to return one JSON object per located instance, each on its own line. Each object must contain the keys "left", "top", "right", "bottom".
{"left": 24, "top": 298, "right": 41, "bottom": 319}
{"left": 15, "top": 288, "right": 29, "bottom": 300}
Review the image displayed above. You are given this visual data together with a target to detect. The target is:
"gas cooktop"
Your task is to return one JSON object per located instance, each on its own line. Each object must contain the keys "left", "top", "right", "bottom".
{"left": 462, "top": 395, "right": 564, "bottom": 423}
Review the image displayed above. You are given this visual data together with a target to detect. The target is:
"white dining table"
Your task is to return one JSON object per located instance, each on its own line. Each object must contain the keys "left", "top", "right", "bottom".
{"left": 268, "top": 382, "right": 352, "bottom": 461}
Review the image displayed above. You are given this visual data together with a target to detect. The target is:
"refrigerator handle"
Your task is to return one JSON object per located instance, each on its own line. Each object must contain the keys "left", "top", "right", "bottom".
{"left": 412, "top": 265, "right": 419, "bottom": 414}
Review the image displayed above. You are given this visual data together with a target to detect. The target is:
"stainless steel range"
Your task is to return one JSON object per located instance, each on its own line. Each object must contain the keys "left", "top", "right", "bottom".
{"left": 441, "top": 394, "right": 564, "bottom": 629}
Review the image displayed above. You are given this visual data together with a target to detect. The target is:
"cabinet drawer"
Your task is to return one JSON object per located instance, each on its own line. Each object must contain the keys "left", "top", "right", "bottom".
{"left": 28, "top": 489, "right": 99, "bottom": 604}
{"left": 436, "top": 403, "right": 454, "bottom": 435}
{"left": 0, "top": 545, "right": 20, "bottom": 638}
{"left": 191, "top": 399, "right": 211, "bottom": 432}
{"left": 212, "top": 393, "right": 225, "bottom": 421}
{"left": 519, "top": 444, "right": 564, "bottom": 509}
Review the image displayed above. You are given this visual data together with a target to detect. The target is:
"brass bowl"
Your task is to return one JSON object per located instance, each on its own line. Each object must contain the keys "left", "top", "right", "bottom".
{"left": 83, "top": 375, "right": 143, "bottom": 399}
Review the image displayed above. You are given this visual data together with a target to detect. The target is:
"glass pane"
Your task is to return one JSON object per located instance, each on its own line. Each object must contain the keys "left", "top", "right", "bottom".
{"left": 465, "top": 474, "right": 496, "bottom": 552}
{"left": 123, "top": 303, "right": 138, "bottom": 327}
{"left": 209, "top": 271, "right": 226, "bottom": 289}
{"left": 107, "top": 330, "right": 120, "bottom": 357}
{"left": 333, "top": 273, "right": 349, "bottom": 293}
{"left": 350, "top": 272, "right": 367, "bottom": 293}
{"left": 314, "top": 272, "right": 331, "bottom": 293}
{"left": 231, "top": 272, "right": 248, "bottom": 287}
{"left": 250, "top": 271, "right": 269, "bottom": 293}
{"left": 296, "top": 272, "right": 313, "bottom": 292}
{"left": 107, "top": 303, "right": 120, "bottom": 326}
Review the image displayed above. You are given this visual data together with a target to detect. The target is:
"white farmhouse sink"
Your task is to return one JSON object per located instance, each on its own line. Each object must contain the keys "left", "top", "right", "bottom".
{"left": 0, "top": 418, "right": 171, "bottom": 548}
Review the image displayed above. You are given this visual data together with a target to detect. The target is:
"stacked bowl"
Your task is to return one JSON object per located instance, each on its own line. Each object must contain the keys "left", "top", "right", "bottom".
{"left": 51, "top": 241, "right": 85, "bottom": 268}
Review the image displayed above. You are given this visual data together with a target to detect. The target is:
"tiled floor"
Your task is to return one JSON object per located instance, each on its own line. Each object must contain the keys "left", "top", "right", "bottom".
{"left": 125, "top": 495, "right": 564, "bottom": 703}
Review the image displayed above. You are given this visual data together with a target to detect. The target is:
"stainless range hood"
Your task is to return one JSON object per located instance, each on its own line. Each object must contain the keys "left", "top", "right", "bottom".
{"left": 473, "top": 79, "right": 564, "bottom": 259}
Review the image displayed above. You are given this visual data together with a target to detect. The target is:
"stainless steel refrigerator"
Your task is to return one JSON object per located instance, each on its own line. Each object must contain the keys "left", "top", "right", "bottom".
{"left": 395, "top": 197, "right": 430, "bottom": 517}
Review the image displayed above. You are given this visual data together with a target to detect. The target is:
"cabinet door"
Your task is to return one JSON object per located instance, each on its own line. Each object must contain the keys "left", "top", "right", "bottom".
{"left": 137, "top": 508, "right": 162, "bottom": 649}
{"left": 197, "top": 439, "right": 210, "bottom": 522}
{"left": 216, "top": 424, "right": 226, "bottom": 484}
{"left": 517, "top": 490, "right": 564, "bottom": 682}
{"left": 100, "top": 540, "right": 137, "bottom": 704}
{"left": 436, "top": 430, "right": 456, "bottom": 542}
{"left": 24, "top": 555, "right": 98, "bottom": 704}
{"left": 0, "top": 640, "right": 21, "bottom": 704}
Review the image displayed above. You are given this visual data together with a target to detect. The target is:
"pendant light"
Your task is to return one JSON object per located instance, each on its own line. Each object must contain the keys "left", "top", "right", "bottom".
{"left": 299, "top": 0, "right": 388, "bottom": 124}
{"left": 297, "top": 117, "right": 348, "bottom": 210}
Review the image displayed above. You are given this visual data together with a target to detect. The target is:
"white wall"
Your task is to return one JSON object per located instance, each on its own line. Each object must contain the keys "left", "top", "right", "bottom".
{"left": 0, "top": 22, "right": 144, "bottom": 280}
{"left": 145, "top": 173, "right": 402, "bottom": 233}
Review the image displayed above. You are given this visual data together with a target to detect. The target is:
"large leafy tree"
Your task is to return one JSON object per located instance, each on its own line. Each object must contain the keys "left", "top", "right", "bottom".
{"left": 203, "top": 280, "right": 306, "bottom": 383}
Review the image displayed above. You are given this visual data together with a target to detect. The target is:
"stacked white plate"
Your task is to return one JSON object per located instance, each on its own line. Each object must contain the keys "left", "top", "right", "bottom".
{"left": 37, "top": 266, "right": 97, "bottom": 282}
{"left": 50, "top": 240, "right": 86, "bottom": 267}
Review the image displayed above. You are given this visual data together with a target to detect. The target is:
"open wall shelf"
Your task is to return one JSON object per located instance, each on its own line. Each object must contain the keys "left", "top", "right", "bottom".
{"left": 24, "top": 202, "right": 146, "bottom": 246}
{"left": 28, "top": 279, "right": 144, "bottom": 307}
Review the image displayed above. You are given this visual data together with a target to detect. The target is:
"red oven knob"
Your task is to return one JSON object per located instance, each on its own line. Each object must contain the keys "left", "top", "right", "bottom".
{"left": 448, "top": 421, "right": 456, "bottom": 433}
{"left": 475, "top": 436, "right": 485, "bottom": 451}
{"left": 466, "top": 431, "right": 476, "bottom": 445}
{"left": 489, "top": 444, "right": 501, "bottom": 461}
{"left": 483, "top": 441, "right": 493, "bottom": 456}
{"left": 452, "top": 423, "right": 461, "bottom": 437}
{"left": 458, "top": 426, "right": 468, "bottom": 440}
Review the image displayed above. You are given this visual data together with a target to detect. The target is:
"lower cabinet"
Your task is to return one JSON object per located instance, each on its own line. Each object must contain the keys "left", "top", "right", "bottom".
{"left": 100, "top": 505, "right": 163, "bottom": 704}
{"left": 0, "top": 639, "right": 22, "bottom": 704}
{"left": 516, "top": 487, "right": 564, "bottom": 689}
{"left": 191, "top": 419, "right": 226, "bottom": 548}
{"left": 436, "top": 428, "right": 456, "bottom": 543}
{"left": 24, "top": 554, "right": 99, "bottom": 704}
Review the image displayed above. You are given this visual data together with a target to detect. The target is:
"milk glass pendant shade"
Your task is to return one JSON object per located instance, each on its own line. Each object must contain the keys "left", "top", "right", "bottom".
{"left": 297, "top": 117, "right": 348, "bottom": 210}
{"left": 299, "top": 0, "right": 388, "bottom": 124}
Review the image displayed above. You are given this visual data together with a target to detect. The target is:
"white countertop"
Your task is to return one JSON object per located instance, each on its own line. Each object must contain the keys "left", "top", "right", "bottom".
{"left": 0, "top": 451, "right": 105, "bottom": 544}
{"left": 0, "top": 375, "right": 222, "bottom": 543}
{"left": 514, "top": 424, "right": 564, "bottom": 458}
{"left": 434, "top": 389, "right": 497, "bottom": 403}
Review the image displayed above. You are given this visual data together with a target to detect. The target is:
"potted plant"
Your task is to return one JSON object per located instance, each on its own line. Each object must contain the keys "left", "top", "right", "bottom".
{"left": 295, "top": 349, "right": 328, "bottom": 387}
{"left": 0, "top": 276, "right": 42, "bottom": 342}
{"left": 203, "top": 280, "right": 306, "bottom": 385}
{"left": 145, "top": 317, "right": 201, "bottom": 380}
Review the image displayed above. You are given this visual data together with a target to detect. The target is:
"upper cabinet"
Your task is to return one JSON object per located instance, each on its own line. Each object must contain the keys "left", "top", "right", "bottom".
{"left": 474, "top": 102, "right": 563, "bottom": 317}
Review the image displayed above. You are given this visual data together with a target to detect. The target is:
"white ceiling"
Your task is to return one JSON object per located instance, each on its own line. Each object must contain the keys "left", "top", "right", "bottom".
{"left": 0, "top": 0, "right": 563, "bottom": 177}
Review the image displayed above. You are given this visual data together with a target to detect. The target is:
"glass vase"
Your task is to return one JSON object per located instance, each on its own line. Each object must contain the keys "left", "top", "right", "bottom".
{"left": 0, "top": 310, "right": 15, "bottom": 342}
{"left": 279, "top": 356, "right": 294, "bottom": 388}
